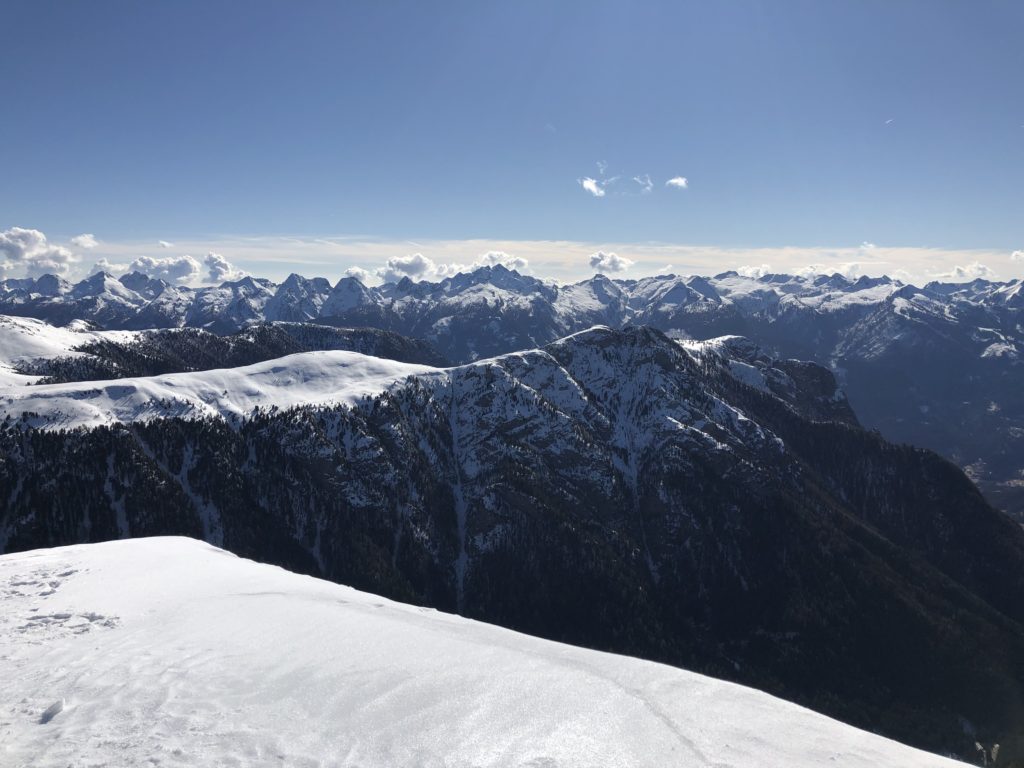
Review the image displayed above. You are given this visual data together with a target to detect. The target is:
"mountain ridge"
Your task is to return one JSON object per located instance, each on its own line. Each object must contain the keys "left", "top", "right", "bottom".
{"left": 3, "top": 265, "right": 1020, "bottom": 519}
{"left": 2, "top": 325, "right": 1022, "bottom": 760}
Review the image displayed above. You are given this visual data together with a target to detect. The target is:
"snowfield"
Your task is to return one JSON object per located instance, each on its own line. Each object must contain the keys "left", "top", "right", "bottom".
{"left": 0, "top": 537, "right": 965, "bottom": 768}
{"left": 0, "top": 315, "right": 141, "bottom": 386}
{"left": 0, "top": 350, "right": 439, "bottom": 430}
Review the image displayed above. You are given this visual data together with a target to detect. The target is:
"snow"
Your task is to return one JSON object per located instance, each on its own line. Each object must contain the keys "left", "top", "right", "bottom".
{"left": 0, "top": 315, "right": 141, "bottom": 386}
{"left": 0, "top": 537, "right": 966, "bottom": 768}
{"left": 0, "top": 350, "right": 439, "bottom": 430}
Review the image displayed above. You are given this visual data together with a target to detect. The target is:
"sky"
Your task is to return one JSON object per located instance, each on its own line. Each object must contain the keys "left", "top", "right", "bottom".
{"left": 1, "top": 0, "right": 1022, "bottom": 285}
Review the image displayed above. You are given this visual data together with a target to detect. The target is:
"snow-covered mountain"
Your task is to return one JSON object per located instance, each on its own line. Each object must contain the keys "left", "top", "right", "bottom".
{"left": 3, "top": 326, "right": 1022, "bottom": 760}
{"left": 0, "top": 537, "right": 967, "bottom": 768}
{"left": 3, "top": 265, "right": 1020, "bottom": 517}
{"left": 0, "top": 350, "right": 437, "bottom": 430}
{"left": 3, "top": 320, "right": 447, "bottom": 385}
{"left": 0, "top": 315, "right": 141, "bottom": 386}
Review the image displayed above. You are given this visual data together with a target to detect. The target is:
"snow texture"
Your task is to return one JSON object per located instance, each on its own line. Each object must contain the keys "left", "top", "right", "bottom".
{"left": 0, "top": 537, "right": 967, "bottom": 767}
{"left": 0, "top": 350, "right": 438, "bottom": 430}
{"left": 0, "top": 315, "right": 140, "bottom": 386}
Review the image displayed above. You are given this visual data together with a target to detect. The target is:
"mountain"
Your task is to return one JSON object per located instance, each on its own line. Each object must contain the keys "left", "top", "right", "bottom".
{"left": 6, "top": 321, "right": 447, "bottom": 384}
{"left": 2, "top": 326, "right": 1022, "bottom": 761}
{"left": 6, "top": 266, "right": 1015, "bottom": 524}
{"left": 183, "top": 276, "right": 276, "bottom": 333}
{"left": 1, "top": 349, "right": 436, "bottom": 429}
{"left": 2, "top": 266, "right": 1019, "bottom": 519}
{"left": 0, "top": 315, "right": 142, "bottom": 386}
{"left": 0, "top": 537, "right": 967, "bottom": 768}
{"left": 263, "top": 272, "right": 332, "bottom": 322}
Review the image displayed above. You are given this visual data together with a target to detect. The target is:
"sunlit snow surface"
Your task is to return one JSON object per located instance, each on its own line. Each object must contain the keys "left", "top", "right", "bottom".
{"left": 0, "top": 537, "right": 965, "bottom": 767}
{"left": 0, "top": 350, "right": 438, "bottom": 430}
{"left": 0, "top": 315, "right": 141, "bottom": 386}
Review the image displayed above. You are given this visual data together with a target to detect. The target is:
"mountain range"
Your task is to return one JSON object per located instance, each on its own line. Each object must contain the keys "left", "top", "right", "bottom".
{"left": 3, "top": 265, "right": 1021, "bottom": 520}
{"left": 2, "top": 324, "right": 1023, "bottom": 761}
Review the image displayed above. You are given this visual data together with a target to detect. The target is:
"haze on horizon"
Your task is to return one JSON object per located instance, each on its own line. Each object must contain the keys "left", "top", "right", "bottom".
{"left": 1, "top": 1, "right": 1022, "bottom": 285}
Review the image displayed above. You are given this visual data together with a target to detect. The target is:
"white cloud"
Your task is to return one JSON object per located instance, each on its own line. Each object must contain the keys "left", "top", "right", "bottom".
{"left": 796, "top": 262, "right": 862, "bottom": 280}
{"left": 59, "top": 233, "right": 1022, "bottom": 287}
{"left": 375, "top": 250, "right": 531, "bottom": 284}
{"left": 891, "top": 269, "right": 914, "bottom": 283}
{"left": 932, "top": 262, "right": 996, "bottom": 282}
{"left": 860, "top": 241, "right": 877, "bottom": 251}
{"left": 474, "top": 250, "right": 529, "bottom": 272}
{"left": 377, "top": 253, "right": 446, "bottom": 283}
{"left": 796, "top": 264, "right": 828, "bottom": 278}
{"left": 205, "top": 252, "right": 246, "bottom": 283}
{"left": 737, "top": 264, "right": 772, "bottom": 278}
{"left": 70, "top": 233, "right": 98, "bottom": 249}
{"left": 633, "top": 174, "right": 653, "bottom": 194}
{"left": 579, "top": 177, "right": 607, "bottom": 198}
{"left": 128, "top": 254, "right": 202, "bottom": 283}
{"left": 90, "top": 258, "right": 129, "bottom": 275}
{"left": 836, "top": 262, "right": 863, "bottom": 279}
{"left": 158, "top": 240, "right": 174, "bottom": 249}
{"left": 0, "top": 227, "right": 77, "bottom": 276}
{"left": 1012, "top": 250, "right": 1024, "bottom": 262}
{"left": 597, "top": 161, "right": 608, "bottom": 176}
{"left": 665, "top": 176, "right": 688, "bottom": 189}
{"left": 344, "top": 266, "right": 373, "bottom": 282}
{"left": 589, "top": 251, "right": 634, "bottom": 273}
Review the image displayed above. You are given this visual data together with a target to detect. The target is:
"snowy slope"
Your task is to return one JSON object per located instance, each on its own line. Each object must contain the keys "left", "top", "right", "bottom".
{"left": 0, "top": 350, "right": 438, "bottom": 429}
{"left": 0, "top": 537, "right": 965, "bottom": 768}
{"left": 0, "top": 315, "right": 140, "bottom": 386}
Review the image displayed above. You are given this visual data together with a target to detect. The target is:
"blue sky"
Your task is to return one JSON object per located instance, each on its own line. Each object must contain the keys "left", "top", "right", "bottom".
{"left": 1, "top": 1, "right": 1022, "bottom": 283}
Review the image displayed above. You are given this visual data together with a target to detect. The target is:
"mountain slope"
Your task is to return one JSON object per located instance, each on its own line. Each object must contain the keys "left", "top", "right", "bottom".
{"left": 2, "top": 326, "right": 1022, "bottom": 760}
{"left": 0, "top": 537, "right": 967, "bottom": 768}
{"left": 4, "top": 266, "right": 1017, "bottom": 517}
{"left": 14, "top": 322, "right": 448, "bottom": 384}
{"left": 0, "top": 349, "right": 437, "bottom": 430}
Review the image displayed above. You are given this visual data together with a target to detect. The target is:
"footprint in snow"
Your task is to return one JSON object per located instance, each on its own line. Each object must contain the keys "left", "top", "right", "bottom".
{"left": 39, "top": 699, "right": 64, "bottom": 724}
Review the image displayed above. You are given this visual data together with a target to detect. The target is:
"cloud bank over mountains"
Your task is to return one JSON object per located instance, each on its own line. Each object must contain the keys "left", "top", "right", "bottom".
{"left": 1, "top": 226, "right": 1021, "bottom": 287}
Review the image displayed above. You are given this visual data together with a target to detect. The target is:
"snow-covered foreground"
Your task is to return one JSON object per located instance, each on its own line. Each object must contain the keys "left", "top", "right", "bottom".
{"left": 0, "top": 351, "right": 438, "bottom": 430}
{"left": 1, "top": 538, "right": 964, "bottom": 768}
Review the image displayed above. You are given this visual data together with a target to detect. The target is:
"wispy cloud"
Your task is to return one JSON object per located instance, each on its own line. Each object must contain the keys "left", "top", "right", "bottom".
{"left": 1012, "top": 250, "right": 1024, "bottom": 262}
{"left": 931, "top": 261, "right": 997, "bottom": 282}
{"left": 158, "top": 240, "right": 174, "bottom": 249}
{"left": 736, "top": 264, "right": 772, "bottom": 278}
{"left": 665, "top": 176, "right": 688, "bottom": 189}
{"left": 70, "top": 233, "right": 98, "bottom": 249}
{"left": 633, "top": 174, "right": 653, "bottom": 194}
